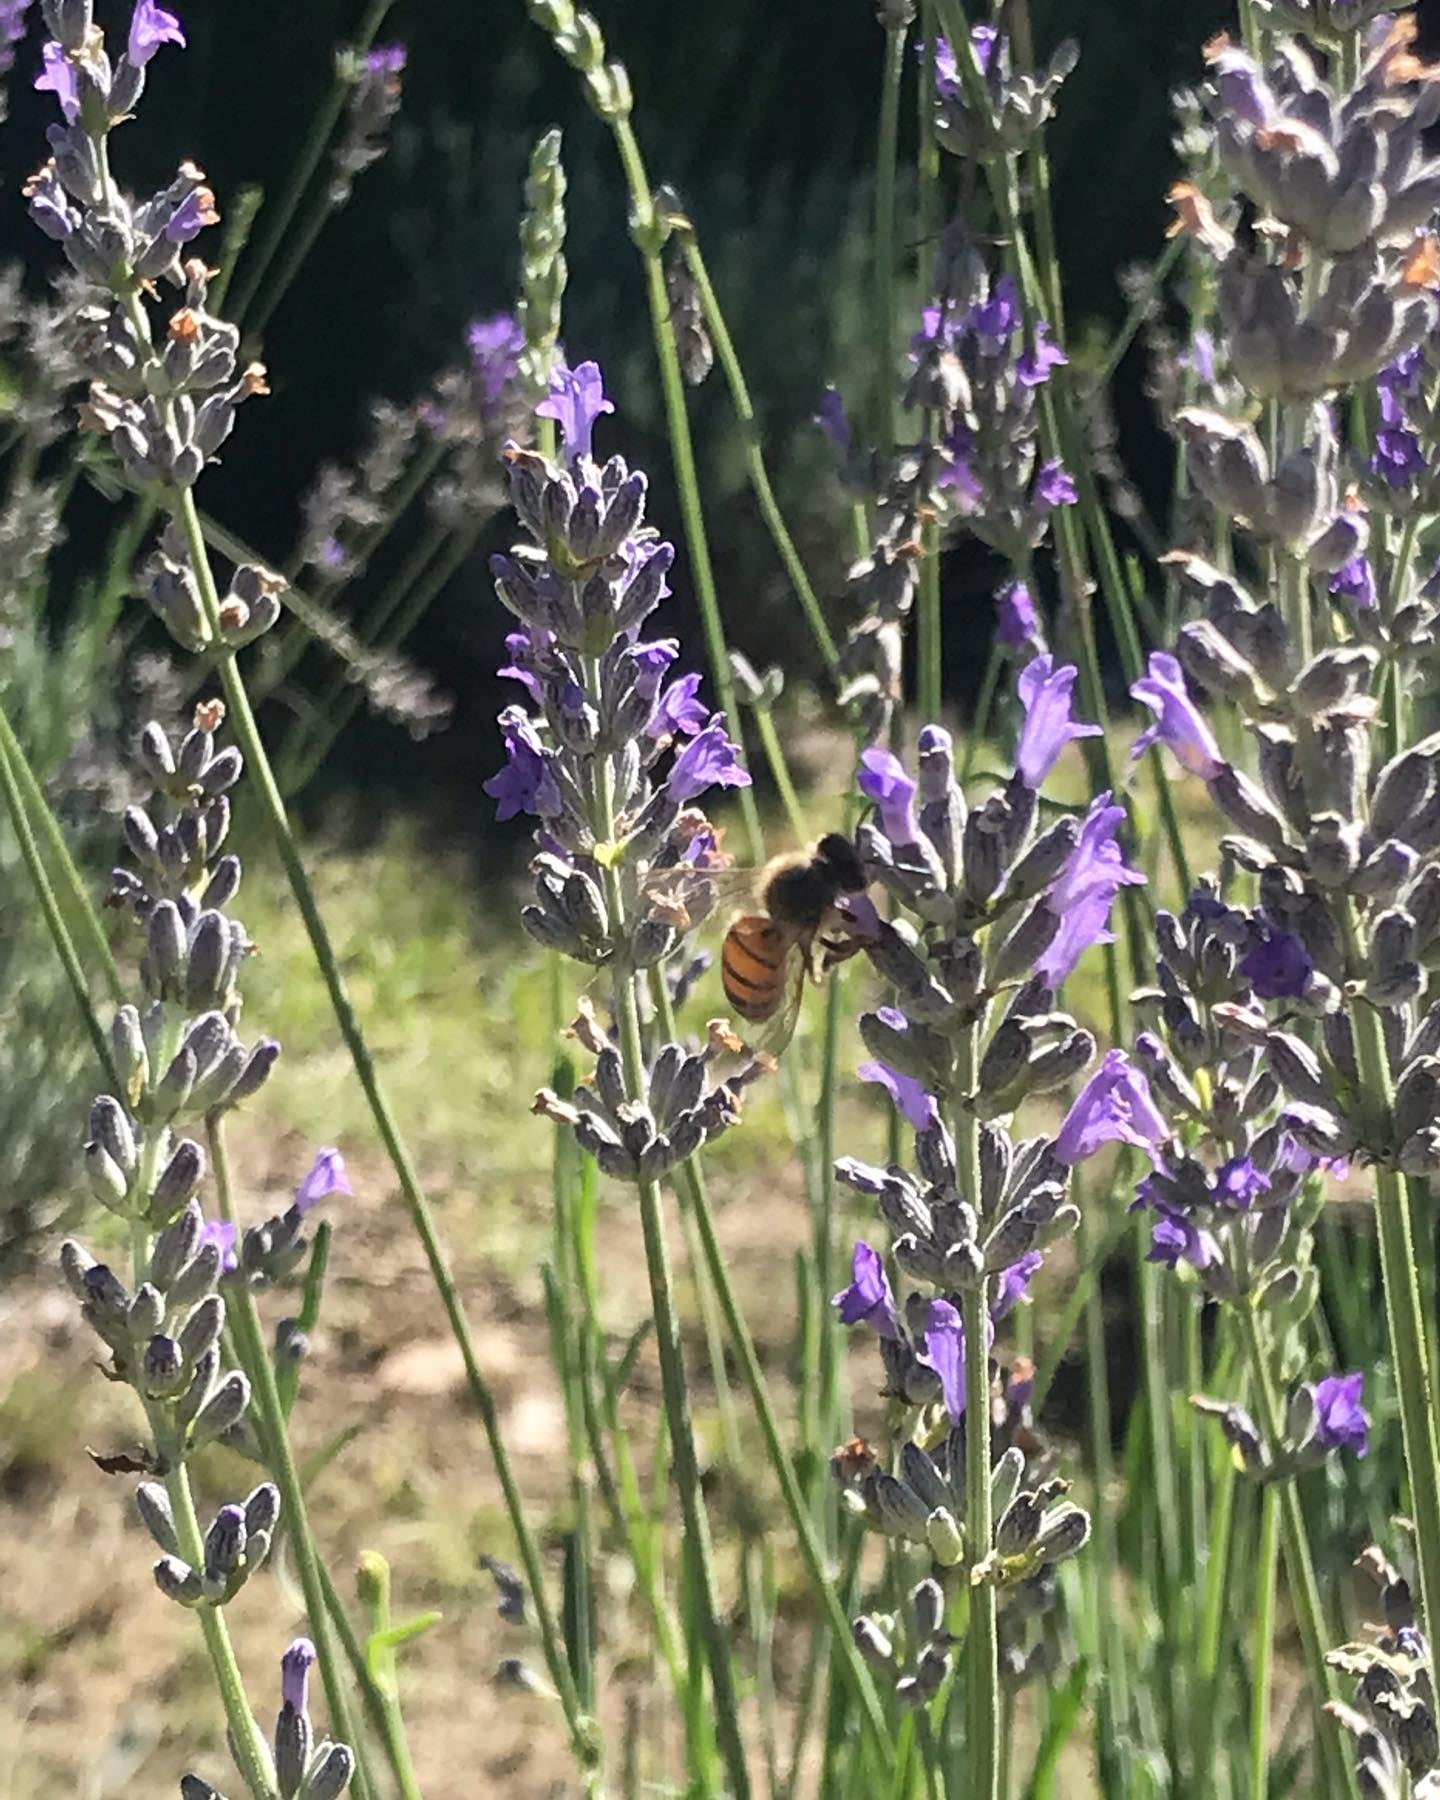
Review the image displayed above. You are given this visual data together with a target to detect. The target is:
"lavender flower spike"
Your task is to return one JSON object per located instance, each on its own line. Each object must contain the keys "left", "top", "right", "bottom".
{"left": 832, "top": 1242, "right": 900, "bottom": 1340}
{"left": 1130, "top": 651, "right": 1223, "bottom": 779}
{"left": 1015, "top": 654, "right": 1101, "bottom": 790}
{"left": 1055, "top": 1049, "right": 1168, "bottom": 1165}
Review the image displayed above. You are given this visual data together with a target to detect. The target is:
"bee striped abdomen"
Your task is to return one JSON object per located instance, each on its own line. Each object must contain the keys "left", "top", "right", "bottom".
{"left": 721, "top": 915, "right": 793, "bottom": 1021}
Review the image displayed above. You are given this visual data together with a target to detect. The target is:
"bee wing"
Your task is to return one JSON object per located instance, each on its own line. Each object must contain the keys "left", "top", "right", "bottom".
{"left": 639, "top": 864, "right": 760, "bottom": 930}
{"left": 749, "top": 944, "right": 809, "bottom": 1057}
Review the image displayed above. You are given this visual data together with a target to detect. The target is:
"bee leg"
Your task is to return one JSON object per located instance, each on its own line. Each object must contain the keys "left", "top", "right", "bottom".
{"left": 817, "top": 932, "right": 865, "bottom": 974}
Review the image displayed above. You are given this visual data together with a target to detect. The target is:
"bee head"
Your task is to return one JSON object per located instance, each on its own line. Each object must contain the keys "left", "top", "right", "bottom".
{"left": 816, "top": 832, "right": 867, "bottom": 893}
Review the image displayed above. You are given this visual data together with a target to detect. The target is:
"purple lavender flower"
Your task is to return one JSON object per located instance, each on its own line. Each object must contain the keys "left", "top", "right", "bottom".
{"left": 296, "top": 1147, "right": 351, "bottom": 1215}
{"left": 1033, "top": 459, "right": 1077, "bottom": 510}
{"left": 993, "top": 1250, "right": 1043, "bottom": 1320}
{"left": 832, "top": 1242, "right": 900, "bottom": 1340}
{"left": 814, "top": 385, "right": 852, "bottom": 455}
{"left": 1239, "top": 929, "right": 1313, "bottom": 1000}
{"left": 927, "top": 24, "right": 1000, "bottom": 102}
{"left": 1130, "top": 651, "right": 1224, "bottom": 779}
{"left": 1037, "top": 792, "right": 1144, "bottom": 987}
{"left": 650, "top": 672, "right": 708, "bottom": 740}
{"left": 996, "top": 579, "right": 1041, "bottom": 651}
{"left": 857, "top": 747, "right": 920, "bottom": 846}
{"left": 199, "top": 1217, "right": 238, "bottom": 1275}
{"left": 972, "top": 276, "right": 1023, "bottom": 351}
{"left": 859, "top": 1010, "right": 938, "bottom": 1131}
{"left": 1374, "top": 423, "right": 1426, "bottom": 487}
{"left": 1015, "top": 654, "right": 1101, "bottom": 789}
{"left": 280, "top": 1637, "right": 317, "bottom": 1715}
{"left": 1205, "top": 42, "right": 1276, "bottom": 128}
{"left": 667, "top": 715, "right": 751, "bottom": 803}
{"left": 1372, "top": 352, "right": 1426, "bottom": 488}
{"left": 1055, "top": 1050, "right": 1168, "bottom": 1165}
{"left": 1310, "top": 1372, "right": 1370, "bottom": 1458}
{"left": 536, "top": 360, "right": 614, "bottom": 464}
{"left": 127, "top": 0, "right": 185, "bottom": 67}
{"left": 922, "top": 1298, "right": 967, "bottom": 1423}
{"left": 365, "top": 42, "right": 407, "bottom": 76}
{"left": 467, "top": 313, "right": 525, "bottom": 417}
{"left": 484, "top": 706, "right": 562, "bottom": 822}
{"left": 1181, "top": 329, "right": 1218, "bottom": 386}
{"left": 35, "top": 39, "right": 78, "bottom": 120}
{"left": 164, "top": 186, "right": 218, "bottom": 245}
{"left": 1017, "top": 323, "right": 1068, "bottom": 387}
{"left": 1148, "top": 1209, "right": 1219, "bottom": 1270}
{"left": 1330, "top": 555, "right": 1377, "bottom": 610}
{"left": 1213, "top": 1155, "right": 1269, "bottom": 1209}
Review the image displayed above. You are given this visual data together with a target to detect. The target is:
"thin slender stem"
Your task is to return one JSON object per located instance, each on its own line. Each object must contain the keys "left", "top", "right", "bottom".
{"left": 874, "top": 16, "right": 907, "bottom": 461}
{"left": 752, "top": 704, "right": 809, "bottom": 843}
{"left": 209, "top": 1122, "right": 378, "bottom": 1800}
{"left": 1236, "top": 1305, "right": 1356, "bottom": 1800}
{"left": 677, "top": 233, "right": 838, "bottom": 674}
{"left": 0, "top": 700, "right": 120, "bottom": 1090}
{"left": 0, "top": 699, "right": 123, "bottom": 1004}
{"left": 169, "top": 487, "right": 598, "bottom": 1776}
{"left": 1249, "top": 1483, "right": 1280, "bottom": 1800}
{"left": 608, "top": 116, "right": 763, "bottom": 861}
{"left": 598, "top": 915, "right": 751, "bottom": 1798}
{"left": 918, "top": 518, "right": 943, "bottom": 730}
{"left": 228, "top": 0, "right": 394, "bottom": 330}
{"left": 956, "top": 1025, "right": 998, "bottom": 1800}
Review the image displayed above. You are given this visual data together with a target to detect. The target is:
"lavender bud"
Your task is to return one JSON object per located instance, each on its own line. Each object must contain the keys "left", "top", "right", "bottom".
{"left": 852, "top": 1617, "right": 895, "bottom": 1667}
{"left": 185, "top": 911, "right": 230, "bottom": 1009}
{"left": 151, "top": 1138, "right": 205, "bottom": 1222}
{"left": 136, "top": 1481, "right": 179, "bottom": 1556}
{"left": 150, "top": 1200, "right": 204, "bottom": 1290}
{"left": 111, "top": 1005, "right": 149, "bottom": 1101}
{"left": 924, "top": 1506, "right": 965, "bottom": 1567}
{"left": 153, "top": 1046, "right": 197, "bottom": 1122}
{"left": 202, "top": 854, "right": 243, "bottom": 911}
{"left": 180, "top": 1778, "right": 225, "bottom": 1800}
{"left": 175, "top": 1347, "right": 220, "bottom": 1432}
{"left": 1208, "top": 765, "right": 1290, "bottom": 852}
{"left": 1002, "top": 817, "right": 1079, "bottom": 902}
{"left": 168, "top": 1240, "right": 222, "bottom": 1308}
{"left": 275, "top": 1702, "right": 312, "bottom": 1799}
{"left": 202, "top": 1504, "right": 247, "bottom": 1592}
{"left": 911, "top": 1577, "right": 945, "bottom": 1640}
{"left": 1290, "top": 648, "right": 1377, "bottom": 719}
{"left": 154, "top": 1554, "right": 204, "bottom": 1607}
{"left": 1369, "top": 908, "right": 1422, "bottom": 1006}
{"left": 961, "top": 807, "right": 1005, "bottom": 905}
{"left": 84, "top": 1139, "right": 131, "bottom": 1212}
{"left": 178, "top": 1293, "right": 225, "bottom": 1365}
{"left": 987, "top": 899, "right": 1061, "bottom": 988}
{"left": 224, "top": 1039, "right": 282, "bottom": 1108}
{"left": 60, "top": 1238, "right": 96, "bottom": 1302}
{"left": 146, "top": 901, "right": 187, "bottom": 993}
{"left": 996, "top": 1491, "right": 1044, "bottom": 1555}
{"left": 1266, "top": 1033, "right": 1336, "bottom": 1110}
{"left": 128, "top": 1282, "right": 165, "bottom": 1340}
{"left": 245, "top": 1483, "right": 281, "bottom": 1538}
{"left": 191, "top": 1370, "right": 250, "bottom": 1449}
{"left": 1034, "top": 1505, "right": 1091, "bottom": 1565}
{"left": 142, "top": 1334, "right": 185, "bottom": 1397}
{"left": 1394, "top": 1057, "right": 1440, "bottom": 1147}
{"left": 1371, "top": 748, "right": 1434, "bottom": 841}
{"left": 1350, "top": 841, "right": 1416, "bottom": 907}
{"left": 1024, "top": 1029, "right": 1096, "bottom": 1094}
{"left": 300, "top": 1744, "right": 355, "bottom": 1800}
{"left": 978, "top": 1124, "right": 1012, "bottom": 1218}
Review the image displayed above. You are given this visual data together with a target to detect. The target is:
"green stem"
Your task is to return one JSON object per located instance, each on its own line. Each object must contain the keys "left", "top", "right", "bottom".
{"left": 0, "top": 700, "right": 123, "bottom": 1005}
{"left": 601, "top": 930, "right": 751, "bottom": 1799}
{"left": 228, "top": 0, "right": 394, "bottom": 330}
{"left": 209, "top": 1122, "right": 377, "bottom": 1800}
{"left": 1249, "top": 1483, "right": 1279, "bottom": 1800}
{"left": 676, "top": 233, "right": 838, "bottom": 673}
{"left": 956, "top": 1026, "right": 998, "bottom": 1800}
{"left": 0, "top": 700, "right": 120, "bottom": 1090}
{"left": 1236, "top": 1305, "right": 1356, "bottom": 1800}
{"left": 918, "top": 518, "right": 943, "bottom": 730}
{"left": 608, "top": 116, "right": 764, "bottom": 861}
{"left": 169, "top": 488, "right": 598, "bottom": 1776}
{"left": 1340, "top": 904, "right": 1440, "bottom": 1641}
{"left": 1079, "top": 1175, "right": 1128, "bottom": 1779}
{"left": 751, "top": 703, "right": 810, "bottom": 842}
{"left": 873, "top": 17, "right": 908, "bottom": 462}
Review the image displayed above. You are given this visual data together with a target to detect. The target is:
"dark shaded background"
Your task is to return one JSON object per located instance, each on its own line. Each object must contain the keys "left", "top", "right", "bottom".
{"left": 6, "top": 0, "right": 1240, "bottom": 830}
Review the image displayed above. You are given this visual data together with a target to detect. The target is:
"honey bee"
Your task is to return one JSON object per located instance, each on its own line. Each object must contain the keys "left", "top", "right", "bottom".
{"left": 646, "top": 832, "right": 872, "bottom": 1051}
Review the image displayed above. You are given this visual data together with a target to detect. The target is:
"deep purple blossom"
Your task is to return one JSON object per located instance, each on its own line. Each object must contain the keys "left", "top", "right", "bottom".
{"left": 971, "top": 276, "right": 1022, "bottom": 350}
{"left": 1374, "top": 425, "right": 1426, "bottom": 488}
{"left": 498, "top": 630, "right": 544, "bottom": 702}
{"left": 928, "top": 25, "right": 1000, "bottom": 102}
{"left": 365, "top": 42, "right": 407, "bottom": 76}
{"left": 280, "top": 1638, "right": 317, "bottom": 1715}
{"left": 484, "top": 706, "right": 562, "bottom": 822}
{"left": 1016, "top": 654, "right": 1101, "bottom": 789}
{"left": 996, "top": 579, "right": 1041, "bottom": 650}
{"left": 1037, "top": 793, "right": 1144, "bottom": 987}
{"left": 832, "top": 1241, "right": 900, "bottom": 1340}
{"left": 923, "top": 1299, "right": 967, "bottom": 1423}
{"left": 199, "top": 1217, "right": 238, "bottom": 1275}
{"left": 296, "top": 1147, "right": 351, "bottom": 1215}
{"left": 650, "top": 671, "right": 707, "bottom": 739}
{"left": 1207, "top": 43, "right": 1276, "bottom": 128}
{"left": 1330, "top": 555, "right": 1377, "bottom": 610}
{"left": 1018, "top": 323, "right": 1068, "bottom": 387}
{"left": 165, "top": 186, "right": 217, "bottom": 245}
{"left": 536, "top": 360, "right": 613, "bottom": 463}
{"left": 128, "top": 0, "right": 185, "bottom": 67}
{"left": 1055, "top": 1050, "right": 1168, "bottom": 1165}
{"left": 1239, "top": 929, "right": 1313, "bottom": 1000}
{"left": 1148, "top": 1209, "right": 1219, "bottom": 1270}
{"left": 35, "top": 39, "right": 78, "bottom": 120}
{"left": 814, "top": 385, "right": 852, "bottom": 455}
{"left": 859, "top": 1009, "right": 938, "bottom": 1131}
{"left": 1213, "top": 1156, "right": 1269, "bottom": 1209}
{"left": 1034, "top": 459, "right": 1077, "bottom": 510}
{"left": 1310, "top": 1372, "right": 1370, "bottom": 1458}
{"left": 1130, "top": 651, "right": 1224, "bottom": 779}
{"left": 467, "top": 313, "right": 524, "bottom": 415}
{"left": 667, "top": 714, "right": 750, "bottom": 802}
{"left": 857, "top": 747, "right": 920, "bottom": 845}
